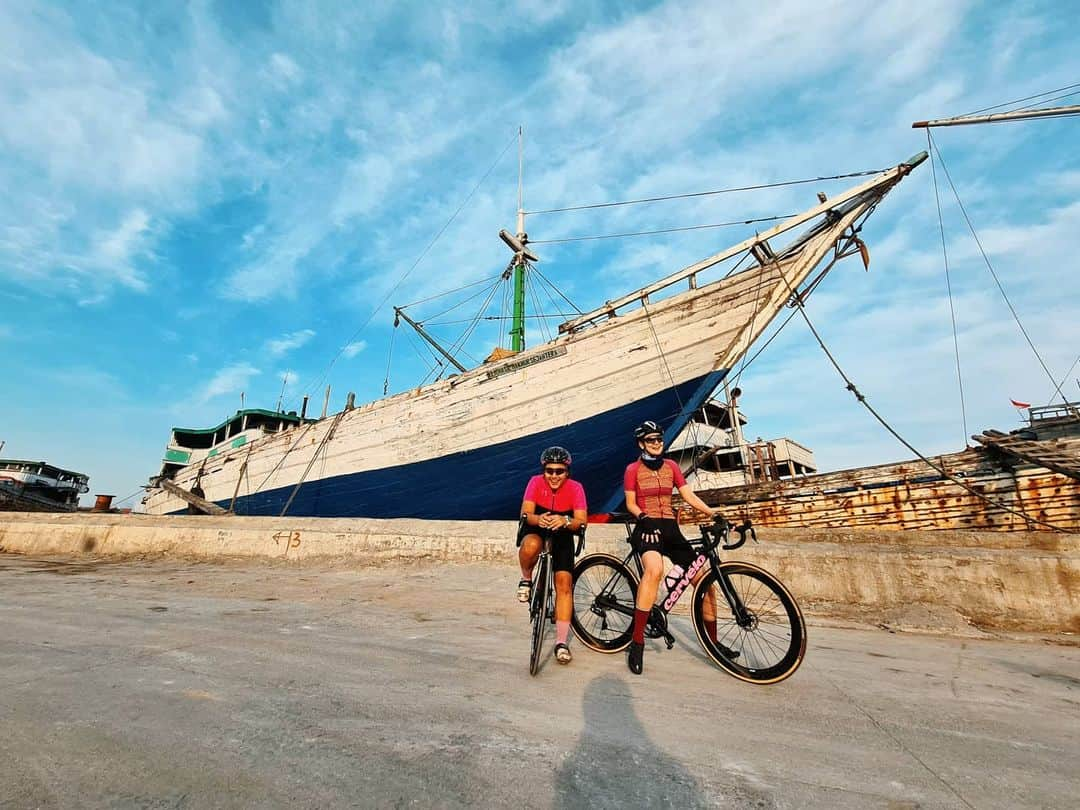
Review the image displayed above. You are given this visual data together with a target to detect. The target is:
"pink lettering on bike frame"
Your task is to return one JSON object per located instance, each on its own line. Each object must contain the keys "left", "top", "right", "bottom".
{"left": 663, "top": 554, "right": 707, "bottom": 611}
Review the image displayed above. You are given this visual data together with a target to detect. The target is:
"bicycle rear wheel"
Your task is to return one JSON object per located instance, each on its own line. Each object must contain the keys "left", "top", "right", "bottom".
{"left": 571, "top": 554, "right": 639, "bottom": 653}
{"left": 529, "top": 554, "right": 551, "bottom": 676}
{"left": 691, "top": 562, "right": 806, "bottom": 684}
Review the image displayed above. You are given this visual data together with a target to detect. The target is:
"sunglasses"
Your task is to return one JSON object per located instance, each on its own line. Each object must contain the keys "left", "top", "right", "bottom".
{"left": 543, "top": 467, "right": 569, "bottom": 475}
{"left": 641, "top": 436, "right": 664, "bottom": 445}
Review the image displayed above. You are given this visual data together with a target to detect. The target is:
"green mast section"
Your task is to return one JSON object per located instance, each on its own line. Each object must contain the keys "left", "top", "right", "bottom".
{"left": 510, "top": 256, "right": 526, "bottom": 351}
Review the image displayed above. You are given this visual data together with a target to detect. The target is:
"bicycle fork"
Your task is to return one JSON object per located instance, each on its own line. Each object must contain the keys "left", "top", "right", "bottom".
{"left": 714, "top": 564, "right": 754, "bottom": 628}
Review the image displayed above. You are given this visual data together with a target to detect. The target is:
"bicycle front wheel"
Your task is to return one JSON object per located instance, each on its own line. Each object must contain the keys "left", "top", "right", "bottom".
{"left": 571, "top": 554, "right": 639, "bottom": 653}
{"left": 691, "top": 562, "right": 806, "bottom": 684}
{"left": 529, "top": 554, "right": 551, "bottom": 676}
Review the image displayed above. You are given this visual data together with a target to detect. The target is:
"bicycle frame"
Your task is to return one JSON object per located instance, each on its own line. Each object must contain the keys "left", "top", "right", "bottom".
{"left": 597, "top": 519, "right": 755, "bottom": 644}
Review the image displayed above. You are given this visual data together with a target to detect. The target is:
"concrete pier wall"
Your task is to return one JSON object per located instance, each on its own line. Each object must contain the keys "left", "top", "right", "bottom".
{"left": 1, "top": 512, "right": 1076, "bottom": 634}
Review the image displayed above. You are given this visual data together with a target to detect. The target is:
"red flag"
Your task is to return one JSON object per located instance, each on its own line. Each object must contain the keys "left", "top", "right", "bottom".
{"left": 1010, "top": 399, "right": 1031, "bottom": 408}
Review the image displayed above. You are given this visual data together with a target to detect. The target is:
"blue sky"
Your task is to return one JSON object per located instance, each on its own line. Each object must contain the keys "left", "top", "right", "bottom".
{"left": 2, "top": 1, "right": 1078, "bottom": 508}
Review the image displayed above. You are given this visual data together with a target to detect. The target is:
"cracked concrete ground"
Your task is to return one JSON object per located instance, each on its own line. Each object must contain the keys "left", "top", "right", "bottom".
{"left": 0, "top": 552, "right": 1077, "bottom": 809}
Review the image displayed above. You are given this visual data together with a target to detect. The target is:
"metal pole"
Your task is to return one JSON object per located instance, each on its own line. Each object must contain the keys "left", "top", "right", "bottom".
{"left": 394, "top": 307, "right": 468, "bottom": 373}
{"left": 512, "top": 126, "right": 527, "bottom": 352}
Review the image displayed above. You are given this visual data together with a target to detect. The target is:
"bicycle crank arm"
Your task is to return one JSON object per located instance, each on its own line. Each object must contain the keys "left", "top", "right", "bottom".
{"left": 645, "top": 607, "right": 676, "bottom": 649}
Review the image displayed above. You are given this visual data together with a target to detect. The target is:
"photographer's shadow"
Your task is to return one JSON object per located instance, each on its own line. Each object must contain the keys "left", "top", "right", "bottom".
{"left": 555, "top": 674, "right": 709, "bottom": 809}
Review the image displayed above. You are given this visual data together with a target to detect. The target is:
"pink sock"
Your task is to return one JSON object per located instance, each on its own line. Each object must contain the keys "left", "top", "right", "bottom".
{"left": 556, "top": 620, "right": 570, "bottom": 645}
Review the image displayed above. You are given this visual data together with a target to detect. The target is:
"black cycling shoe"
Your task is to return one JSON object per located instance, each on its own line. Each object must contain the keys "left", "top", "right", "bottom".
{"left": 627, "top": 641, "right": 644, "bottom": 675}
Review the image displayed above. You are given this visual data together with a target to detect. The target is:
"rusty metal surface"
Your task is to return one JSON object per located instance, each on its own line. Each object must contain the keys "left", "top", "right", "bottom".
{"left": 685, "top": 440, "right": 1080, "bottom": 532}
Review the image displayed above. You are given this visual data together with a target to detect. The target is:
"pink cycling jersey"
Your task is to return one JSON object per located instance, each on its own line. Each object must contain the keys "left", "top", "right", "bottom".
{"left": 522, "top": 475, "right": 587, "bottom": 514}
{"left": 624, "top": 459, "right": 686, "bottom": 519}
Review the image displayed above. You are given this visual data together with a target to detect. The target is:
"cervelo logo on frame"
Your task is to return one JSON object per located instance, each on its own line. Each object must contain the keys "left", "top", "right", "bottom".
{"left": 663, "top": 554, "right": 707, "bottom": 611}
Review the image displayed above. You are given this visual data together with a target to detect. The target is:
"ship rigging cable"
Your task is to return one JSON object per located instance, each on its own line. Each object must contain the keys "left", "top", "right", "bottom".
{"left": 292, "top": 130, "right": 518, "bottom": 412}
{"left": 529, "top": 214, "right": 796, "bottom": 244}
{"left": 960, "top": 82, "right": 1080, "bottom": 117}
{"left": 927, "top": 132, "right": 1066, "bottom": 405}
{"left": 772, "top": 246, "right": 1067, "bottom": 533}
{"left": 523, "top": 168, "right": 888, "bottom": 215}
{"left": 927, "top": 129, "right": 970, "bottom": 449}
{"left": 278, "top": 409, "right": 347, "bottom": 517}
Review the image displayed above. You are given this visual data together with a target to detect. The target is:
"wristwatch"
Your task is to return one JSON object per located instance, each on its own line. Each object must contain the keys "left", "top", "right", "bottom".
{"left": 564, "top": 515, "right": 572, "bottom": 528}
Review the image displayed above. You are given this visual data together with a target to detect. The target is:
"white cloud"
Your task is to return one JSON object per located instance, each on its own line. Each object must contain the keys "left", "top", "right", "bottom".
{"left": 265, "top": 329, "right": 316, "bottom": 356}
{"left": 197, "top": 364, "right": 260, "bottom": 404}
{"left": 342, "top": 340, "right": 367, "bottom": 358}
{"left": 90, "top": 209, "right": 154, "bottom": 288}
{"left": 268, "top": 52, "right": 303, "bottom": 86}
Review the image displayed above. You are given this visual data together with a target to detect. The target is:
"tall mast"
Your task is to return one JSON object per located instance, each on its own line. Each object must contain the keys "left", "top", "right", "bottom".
{"left": 510, "top": 126, "right": 527, "bottom": 352}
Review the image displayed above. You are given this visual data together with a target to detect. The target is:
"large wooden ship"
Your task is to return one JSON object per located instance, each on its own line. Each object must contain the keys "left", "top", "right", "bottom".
{"left": 143, "top": 154, "right": 927, "bottom": 518}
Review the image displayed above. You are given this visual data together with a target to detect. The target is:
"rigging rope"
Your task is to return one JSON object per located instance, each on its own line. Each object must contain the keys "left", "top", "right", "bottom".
{"left": 530, "top": 214, "right": 795, "bottom": 244}
{"left": 382, "top": 319, "right": 397, "bottom": 396}
{"left": 729, "top": 252, "right": 769, "bottom": 392}
{"left": 961, "top": 82, "right": 1080, "bottom": 116}
{"left": 399, "top": 273, "right": 504, "bottom": 309}
{"left": 639, "top": 300, "right": 691, "bottom": 444}
{"left": 928, "top": 134, "right": 1066, "bottom": 404}
{"left": 1050, "top": 354, "right": 1080, "bottom": 402}
{"left": 532, "top": 267, "right": 584, "bottom": 314}
{"left": 771, "top": 253, "right": 1067, "bottom": 532}
{"left": 421, "top": 280, "right": 503, "bottom": 323}
{"left": 526, "top": 275, "right": 551, "bottom": 344}
{"left": 291, "top": 130, "right": 518, "bottom": 410}
{"left": 927, "top": 130, "right": 971, "bottom": 448}
{"left": 278, "top": 410, "right": 347, "bottom": 517}
{"left": 525, "top": 168, "right": 887, "bottom": 215}
{"left": 250, "top": 421, "right": 317, "bottom": 498}
{"left": 112, "top": 486, "right": 148, "bottom": 507}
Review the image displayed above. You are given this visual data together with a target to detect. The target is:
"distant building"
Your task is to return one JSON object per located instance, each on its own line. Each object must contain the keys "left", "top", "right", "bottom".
{"left": 667, "top": 397, "right": 817, "bottom": 490}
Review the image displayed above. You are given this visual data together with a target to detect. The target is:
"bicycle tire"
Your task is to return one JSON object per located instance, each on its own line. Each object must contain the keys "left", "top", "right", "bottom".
{"left": 529, "top": 554, "right": 551, "bottom": 676}
{"left": 691, "top": 561, "right": 806, "bottom": 684}
{"left": 571, "top": 554, "right": 639, "bottom": 653}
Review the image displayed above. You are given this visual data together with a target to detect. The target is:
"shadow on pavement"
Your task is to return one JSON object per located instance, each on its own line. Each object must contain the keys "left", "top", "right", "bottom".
{"left": 555, "top": 674, "right": 710, "bottom": 809}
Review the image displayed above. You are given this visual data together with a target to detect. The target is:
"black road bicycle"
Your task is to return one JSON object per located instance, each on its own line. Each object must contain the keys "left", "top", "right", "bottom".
{"left": 527, "top": 524, "right": 586, "bottom": 676}
{"left": 571, "top": 515, "right": 806, "bottom": 684}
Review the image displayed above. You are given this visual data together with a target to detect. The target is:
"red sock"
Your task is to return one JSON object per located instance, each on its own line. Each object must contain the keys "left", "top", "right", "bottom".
{"left": 632, "top": 608, "right": 650, "bottom": 644}
{"left": 705, "top": 619, "right": 717, "bottom": 644}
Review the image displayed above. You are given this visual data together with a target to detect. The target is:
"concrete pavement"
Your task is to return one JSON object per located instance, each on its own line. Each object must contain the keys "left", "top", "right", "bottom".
{"left": 0, "top": 552, "right": 1077, "bottom": 808}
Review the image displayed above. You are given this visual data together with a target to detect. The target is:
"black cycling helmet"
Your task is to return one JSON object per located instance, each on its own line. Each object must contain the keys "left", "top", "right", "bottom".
{"left": 633, "top": 420, "right": 662, "bottom": 440}
{"left": 540, "top": 446, "right": 572, "bottom": 466}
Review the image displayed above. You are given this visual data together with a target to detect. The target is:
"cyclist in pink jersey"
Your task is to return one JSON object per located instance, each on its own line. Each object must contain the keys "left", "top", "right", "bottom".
{"left": 517, "top": 446, "right": 588, "bottom": 665}
{"left": 623, "top": 420, "right": 723, "bottom": 675}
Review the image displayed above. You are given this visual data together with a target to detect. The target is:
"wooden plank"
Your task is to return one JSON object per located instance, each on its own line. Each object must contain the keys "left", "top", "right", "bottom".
{"left": 158, "top": 478, "right": 228, "bottom": 516}
{"left": 971, "top": 433, "right": 1080, "bottom": 479}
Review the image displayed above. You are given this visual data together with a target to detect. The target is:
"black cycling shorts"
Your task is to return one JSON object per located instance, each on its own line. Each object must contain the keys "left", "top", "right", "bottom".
{"left": 516, "top": 528, "right": 576, "bottom": 573}
{"left": 630, "top": 518, "right": 696, "bottom": 569}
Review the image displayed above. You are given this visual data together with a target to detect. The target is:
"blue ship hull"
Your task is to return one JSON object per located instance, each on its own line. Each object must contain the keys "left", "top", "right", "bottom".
{"left": 208, "top": 369, "right": 729, "bottom": 519}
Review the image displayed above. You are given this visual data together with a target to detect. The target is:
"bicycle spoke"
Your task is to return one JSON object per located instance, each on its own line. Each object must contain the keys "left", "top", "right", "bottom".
{"left": 571, "top": 556, "right": 637, "bottom": 652}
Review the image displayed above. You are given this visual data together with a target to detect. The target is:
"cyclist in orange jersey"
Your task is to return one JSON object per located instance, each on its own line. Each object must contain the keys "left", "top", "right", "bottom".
{"left": 623, "top": 421, "right": 721, "bottom": 675}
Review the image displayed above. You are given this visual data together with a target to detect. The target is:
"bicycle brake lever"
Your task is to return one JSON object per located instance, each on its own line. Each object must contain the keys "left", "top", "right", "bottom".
{"left": 734, "top": 521, "right": 758, "bottom": 544}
